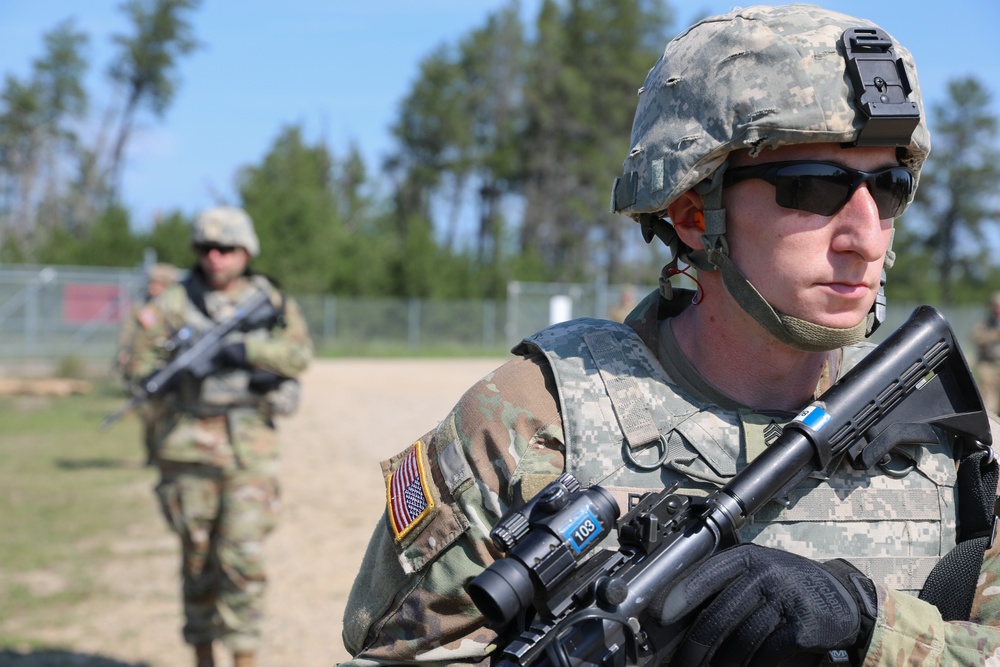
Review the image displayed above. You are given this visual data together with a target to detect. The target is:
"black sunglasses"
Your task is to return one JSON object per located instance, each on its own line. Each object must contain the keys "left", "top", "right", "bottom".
{"left": 722, "top": 160, "right": 915, "bottom": 218}
{"left": 194, "top": 244, "right": 239, "bottom": 256}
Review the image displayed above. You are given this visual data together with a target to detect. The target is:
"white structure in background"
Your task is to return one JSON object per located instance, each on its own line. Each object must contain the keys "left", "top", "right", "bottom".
{"left": 549, "top": 294, "right": 573, "bottom": 325}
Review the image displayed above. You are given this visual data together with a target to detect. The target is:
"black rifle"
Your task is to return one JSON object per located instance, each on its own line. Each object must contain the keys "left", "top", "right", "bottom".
{"left": 100, "top": 288, "right": 281, "bottom": 431}
{"left": 468, "top": 305, "right": 993, "bottom": 667}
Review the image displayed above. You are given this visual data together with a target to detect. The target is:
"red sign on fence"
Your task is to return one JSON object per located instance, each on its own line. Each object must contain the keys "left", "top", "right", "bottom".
{"left": 63, "top": 284, "right": 128, "bottom": 324}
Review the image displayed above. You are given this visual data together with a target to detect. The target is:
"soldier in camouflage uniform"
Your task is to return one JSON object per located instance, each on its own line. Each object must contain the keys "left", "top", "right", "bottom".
{"left": 124, "top": 206, "right": 312, "bottom": 667}
{"left": 341, "top": 5, "right": 1000, "bottom": 667}
{"left": 973, "top": 293, "right": 1000, "bottom": 415}
{"left": 116, "top": 262, "right": 180, "bottom": 373}
{"left": 117, "top": 262, "right": 181, "bottom": 464}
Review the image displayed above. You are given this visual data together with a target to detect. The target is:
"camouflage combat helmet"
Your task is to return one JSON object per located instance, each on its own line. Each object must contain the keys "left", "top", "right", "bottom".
{"left": 146, "top": 263, "right": 179, "bottom": 285}
{"left": 191, "top": 206, "right": 260, "bottom": 257}
{"left": 610, "top": 4, "right": 930, "bottom": 351}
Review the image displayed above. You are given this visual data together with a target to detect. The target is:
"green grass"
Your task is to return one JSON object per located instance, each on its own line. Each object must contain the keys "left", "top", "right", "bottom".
{"left": 0, "top": 381, "right": 154, "bottom": 636}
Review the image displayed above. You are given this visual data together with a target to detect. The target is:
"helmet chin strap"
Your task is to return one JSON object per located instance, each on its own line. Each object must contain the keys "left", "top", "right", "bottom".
{"left": 681, "top": 165, "right": 876, "bottom": 353}
{"left": 708, "top": 249, "right": 870, "bottom": 352}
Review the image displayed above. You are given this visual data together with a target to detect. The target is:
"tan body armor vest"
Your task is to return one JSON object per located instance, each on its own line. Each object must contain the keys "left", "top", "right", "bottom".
{"left": 516, "top": 317, "right": 958, "bottom": 596}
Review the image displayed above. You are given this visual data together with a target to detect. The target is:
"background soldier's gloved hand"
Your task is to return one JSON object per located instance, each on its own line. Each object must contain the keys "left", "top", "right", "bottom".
{"left": 654, "top": 543, "right": 878, "bottom": 667}
{"left": 214, "top": 342, "right": 249, "bottom": 369}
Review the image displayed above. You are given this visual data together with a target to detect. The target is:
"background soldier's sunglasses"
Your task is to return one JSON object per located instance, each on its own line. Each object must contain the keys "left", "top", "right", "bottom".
{"left": 721, "top": 160, "right": 915, "bottom": 219}
{"left": 194, "top": 244, "right": 239, "bottom": 256}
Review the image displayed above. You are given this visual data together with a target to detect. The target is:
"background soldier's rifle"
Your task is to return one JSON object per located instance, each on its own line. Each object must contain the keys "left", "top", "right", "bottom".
{"left": 468, "top": 305, "right": 993, "bottom": 667}
{"left": 100, "top": 288, "right": 280, "bottom": 431}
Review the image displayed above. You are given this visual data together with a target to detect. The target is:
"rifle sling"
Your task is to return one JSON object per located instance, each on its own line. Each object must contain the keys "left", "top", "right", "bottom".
{"left": 183, "top": 270, "right": 213, "bottom": 320}
{"left": 919, "top": 448, "right": 999, "bottom": 621}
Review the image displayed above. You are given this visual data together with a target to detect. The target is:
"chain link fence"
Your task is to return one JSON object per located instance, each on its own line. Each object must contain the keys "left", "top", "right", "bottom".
{"left": 0, "top": 265, "right": 647, "bottom": 368}
{"left": 0, "top": 264, "right": 985, "bottom": 374}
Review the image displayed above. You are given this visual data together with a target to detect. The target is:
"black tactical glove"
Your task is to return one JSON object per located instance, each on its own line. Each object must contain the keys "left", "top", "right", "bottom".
{"left": 214, "top": 342, "right": 249, "bottom": 369}
{"left": 654, "top": 544, "right": 877, "bottom": 667}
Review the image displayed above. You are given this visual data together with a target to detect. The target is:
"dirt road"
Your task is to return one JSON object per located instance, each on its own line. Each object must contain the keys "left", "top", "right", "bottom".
{"left": 262, "top": 357, "right": 505, "bottom": 666}
{"left": 4, "top": 358, "right": 507, "bottom": 667}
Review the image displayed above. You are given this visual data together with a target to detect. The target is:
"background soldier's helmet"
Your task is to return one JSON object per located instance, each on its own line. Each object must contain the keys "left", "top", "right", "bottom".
{"left": 191, "top": 206, "right": 260, "bottom": 257}
{"left": 146, "top": 263, "right": 179, "bottom": 285}
{"left": 610, "top": 3, "right": 930, "bottom": 220}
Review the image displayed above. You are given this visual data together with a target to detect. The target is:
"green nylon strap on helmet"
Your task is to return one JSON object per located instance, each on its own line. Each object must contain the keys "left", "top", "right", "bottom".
{"left": 683, "top": 164, "right": 728, "bottom": 273}
{"left": 709, "top": 247, "right": 869, "bottom": 351}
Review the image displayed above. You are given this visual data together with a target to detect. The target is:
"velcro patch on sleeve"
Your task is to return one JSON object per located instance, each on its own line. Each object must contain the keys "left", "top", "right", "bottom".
{"left": 386, "top": 440, "right": 435, "bottom": 542}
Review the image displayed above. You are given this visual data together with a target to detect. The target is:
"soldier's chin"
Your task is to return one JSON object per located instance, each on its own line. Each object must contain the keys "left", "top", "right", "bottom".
{"left": 205, "top": 272, "right": 232, "bottom": 289}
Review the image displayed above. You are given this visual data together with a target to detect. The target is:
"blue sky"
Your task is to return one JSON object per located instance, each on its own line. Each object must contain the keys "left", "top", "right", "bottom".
{"left": 1, "top": 1, "right": 998, "bottom": 231}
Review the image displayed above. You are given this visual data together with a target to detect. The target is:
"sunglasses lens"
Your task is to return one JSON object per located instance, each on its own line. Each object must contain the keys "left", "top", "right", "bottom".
{"left": 196, "top": 244, "right": 238, "bottom": 255}
{"left": 773, "top": 164, "right": 850, "bottom": 216}
{"left": 872, "top": 169, "right": 913, "bottom": 218}
{"left": 771, "top": 164, "right": 912, "bottom": 218}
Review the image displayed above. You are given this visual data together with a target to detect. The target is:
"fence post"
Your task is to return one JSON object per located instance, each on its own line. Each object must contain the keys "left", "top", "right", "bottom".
{"left": 408, "top": 298, "right": 421, "bottom": 351}
{"left": 483, "top": 299, "right": 496, "bottom": 348}
{"left": 25, "top": 275, "right": 38, "bottom": 354}
{"left": 595, "top": 272, "right": 609, "bottom": 321}
{"left": 120, "top": 269, "right": 137, "bottom": 327}
{"left": 323, "top": 295, "right": 337, "bottom": 347}
{"left": 25, "top": 267, "right": 57, "bottom": 355}
{"left": 506, "top": 281, "right": 521, "bottom": 347}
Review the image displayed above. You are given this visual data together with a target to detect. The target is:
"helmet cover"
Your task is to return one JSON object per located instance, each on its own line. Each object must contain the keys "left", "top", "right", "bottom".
{"left": 191, "top": 206, "right": 260, "bottom": 257}
{"left": 611, "top": 3, "right": 930, "bottom": 219}
{"left": 146, "top": 263, "right": 179, "bottom": 284}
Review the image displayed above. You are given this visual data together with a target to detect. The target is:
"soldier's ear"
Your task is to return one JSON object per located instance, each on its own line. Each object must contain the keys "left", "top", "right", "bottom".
{"left": 667, "top": 190, "right": 705, "bottom": 250}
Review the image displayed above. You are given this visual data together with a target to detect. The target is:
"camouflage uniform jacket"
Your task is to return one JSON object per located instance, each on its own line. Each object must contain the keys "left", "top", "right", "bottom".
{"left": 341, "top": 291, "right": 1000, "bottom": 666}
{"left": 973, "top": 316, "right": 1000, "bottom": 364}
{"left": 124, "top": 270, "right": 312, "bottom": 472}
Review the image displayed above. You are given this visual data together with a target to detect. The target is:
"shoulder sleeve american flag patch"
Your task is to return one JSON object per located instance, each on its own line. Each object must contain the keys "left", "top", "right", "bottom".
{"left": 387, "top": 440, "right": 435, "bottom": 541}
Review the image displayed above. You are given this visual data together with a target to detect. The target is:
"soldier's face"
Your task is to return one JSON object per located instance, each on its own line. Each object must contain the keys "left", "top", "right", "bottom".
{"left": 147, "top": 280, "right": 167, "bottom": 299}
{"left": 195, "top": 244, "right": 250, "bottom": 290}
{"left": 722, "top": 143, "right": 898, "bottom": 331}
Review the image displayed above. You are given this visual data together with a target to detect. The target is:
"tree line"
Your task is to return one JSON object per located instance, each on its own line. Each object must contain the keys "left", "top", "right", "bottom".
{"left": 1, "top": 0, "right": 998, "bottom": 304}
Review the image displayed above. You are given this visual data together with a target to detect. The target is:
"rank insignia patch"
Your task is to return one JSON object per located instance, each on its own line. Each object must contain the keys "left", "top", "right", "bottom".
{"left": 763, "top": 421, "right": 784, "bottom": 447}
{"left": 387, "top": 440, "right": 435, "bottom": 541}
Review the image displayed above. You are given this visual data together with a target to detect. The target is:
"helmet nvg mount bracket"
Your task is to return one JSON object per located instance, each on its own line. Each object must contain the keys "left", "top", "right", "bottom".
{"left": 841, "top": 27, "right": 920, "bottom": 148}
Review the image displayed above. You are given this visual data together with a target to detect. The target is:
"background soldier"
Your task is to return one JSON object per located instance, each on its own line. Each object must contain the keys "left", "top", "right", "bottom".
{"left": 116, "top": 262, "right": 181, "bottom": 464}
{"left": 606, "top": 284, "right": 637, "bottom": 323}
{"left": 116, "top": 262, "right": 180, "bottom": 372}
{"left": 973, "top": 292, "right": 1000, "bottom": 414}
{"left": 339, "top": 5, "right": 1000, "bottom": 667}
{"left": 124, "top": 206, "right": 312, "bottom": 667}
